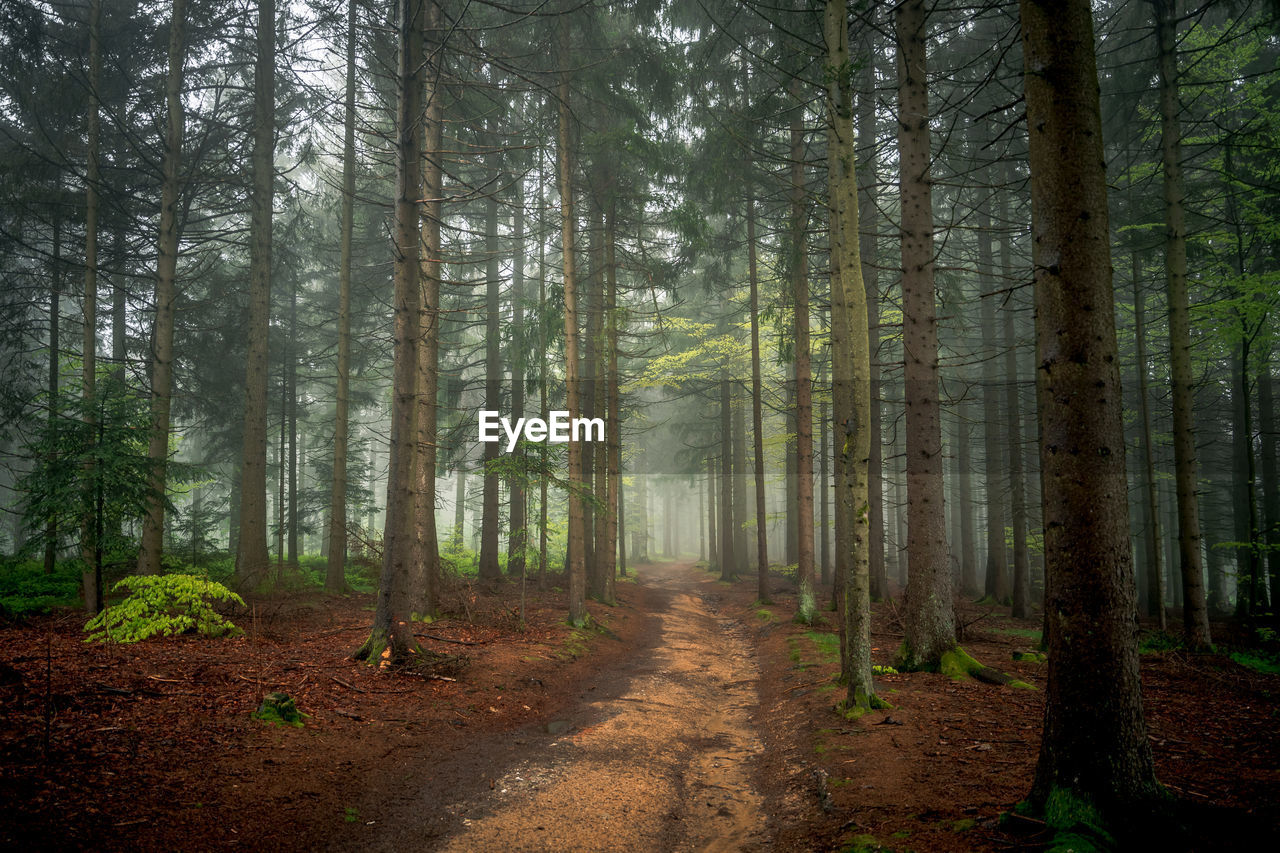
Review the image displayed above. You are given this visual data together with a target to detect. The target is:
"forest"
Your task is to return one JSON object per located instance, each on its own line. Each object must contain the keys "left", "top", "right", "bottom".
{"left": 1, "top": 0, "right": 1278, "bottom": 849}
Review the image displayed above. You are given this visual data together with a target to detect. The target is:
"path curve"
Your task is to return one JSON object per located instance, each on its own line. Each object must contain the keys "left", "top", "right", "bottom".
{"left": 363, "top": 562, "right": 769, "bottom": 852}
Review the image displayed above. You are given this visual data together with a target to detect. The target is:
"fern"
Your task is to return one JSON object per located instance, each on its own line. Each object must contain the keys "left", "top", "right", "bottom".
{"left": 84, "top": 574, "right": 245, "bottom": 643}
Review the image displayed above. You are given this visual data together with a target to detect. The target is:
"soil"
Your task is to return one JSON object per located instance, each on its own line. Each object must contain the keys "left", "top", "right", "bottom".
{"left": 2, "top": 561, "right": 1278, "bottom": 851}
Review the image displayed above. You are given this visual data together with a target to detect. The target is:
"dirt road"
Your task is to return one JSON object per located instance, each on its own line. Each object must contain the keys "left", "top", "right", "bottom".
{"left": 360, "top": 563, "right": 769, "bottom": 852}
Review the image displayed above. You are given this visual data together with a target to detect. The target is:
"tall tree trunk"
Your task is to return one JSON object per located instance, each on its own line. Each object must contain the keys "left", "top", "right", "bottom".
{"left": 733, "top": 386, "right": 749, "bottom": 575}
{"left": 80, "top": 0, "right": 102, "bottom": 608}
{"left": 719, "top": 375, "right": 735, "bottom": 581}
{"left": 557, "top": 15, "right": 587, "bottom": 626}
{"left": 46, "top": 195, "right": 62, "bottom": 575}
{"left": 1260, "top": 356, "right": 1279, "bottom": 607}
{"left": 895, "top": 0, "right": 953, "bottom": 669}
{"left": 508, "top": 176, "right": 527, "bottom": 580}
{"left": 956, "top": 391, "right": 978, "bottom": 597}
{"left": 819, "top": 397, "right": 830, "bottom": 586}
{"left": 234, "top": 0, "right": 276, "bottom": 587}
{"left": 286, "top": 279, "right": 298, "bottom": 566}
{"left": 789, "top": 75, "right": 816, "bottom": 622}
{"left": 825, "top": 0, "right": 881, "bottom": 714}
{"left": 326, "top": 0, "right": 358, "bottom": 595}
{"left": 707, "top": 456, "right": 718, "bottom": 569}
{"left": 1131, "top": 255, "right": 1165, "bottom": 628}
{"left": 538, "top": 159, "right": 549, "bottom": 590}
{"left": 354, "top": 0, "right": 424, "bottom": 664}
{"left": 977, "top": 223, "right": 1009, "bottom": 603}
{"left": 747, "top": 167, "right": 771, "bottom": 604}
{"left": 858, "top": 47, "right": 887, "bottom": 604}
{"left": 600, "top": 191, "right": 620, "bottom": 604}
{"left": 137, "top": 0, "right": 188, "bottom": 577}
{"left": 478, "top": 193, "right": 502, "bottom": 582}
{"left": 1004, "top": 228, "right": 1031, "bottom": 620}
{"left": 1233, "top": 344, "right": 1261, "bottom": 616}
{"left": 1020, "top": 0, "right": 1161, "bottom": 817}
{"left": 1154, "top": 0, "right": 1212, "bottom": 647}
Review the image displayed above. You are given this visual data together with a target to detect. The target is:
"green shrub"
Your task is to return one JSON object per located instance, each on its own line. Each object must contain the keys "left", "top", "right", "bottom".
{"left": 84, "top": 574, "right": 245, "bottom": 643}
{"left": 0, "top": 558, "right": 82, "bottom": 616}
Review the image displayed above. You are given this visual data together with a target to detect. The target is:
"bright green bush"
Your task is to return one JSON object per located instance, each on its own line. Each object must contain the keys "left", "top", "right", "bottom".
{"left": 84, "top": 574, "right": 245, "bottom": 643}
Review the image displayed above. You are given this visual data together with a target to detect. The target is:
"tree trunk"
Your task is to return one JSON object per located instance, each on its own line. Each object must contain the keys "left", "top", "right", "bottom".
{"left": 707, "top": 457, "right": 717, "bottom": 569}
{"left": 789, "top": 75, "right": 816, "bottom": 621}
{"left": 819, "top": 398, "right": 830, "bottom": 586}
{"left": 326, "top": 0, "right": 358, "bottom": 595}
{"left": 719, "top": 375, "right": 735, "bottom": 581}
{"left": 1154, "top": 0, "right": 1212, "bottom": 647}
{"left": 80, "top": 0, "right": 102, "bottom": 607}
{"left": 478, "top": 190, "right": 503, "bottom": 582}
{"left": 895, "top": 0, "right": 954, "bottom": 669}
{"left": 600, "top": 191, "right": 620, "bottom": 604}
{"left": 557, "top": 14, "right": 587, "bottom": 626}
{"left": 508, "top": 178, "right": 527, "bottom": 580}
{"left": 1233, "top": 344, "right": 1261, "bottom": 616}
{"left": 858, "top": 47, "right": 887, "bottom": 604}
{"left": 137, "top": 0, "right": 188, "bottom": 577}
{"left": 1004, "top": 226, "right": 1032, "bottom": 620}
{"left": 1131, "top": 255, "right": 1165, "bottom": 627}
{"left": 1020, "top": 0, "right": 1161, "bottom": 818}
{"left": 747, "top": 167, "right": 771, "bottom": 603}
{"left": 234, "top": 0, "right": 276, "bottom": 588}
{"left": 825, "top": 0, "right": 881, "bottom": 714}
{"left": 733, "top": 385, "right": 749, "bottom": 576}
{"left": 46, "top": 193, "right": 62, "bottom": 576}
{"left": 414, "top": 0, "right": 443, "bottom": 615}
{"left": 956, "top": 390, "right": 978, "bottom": 597}
{"left": 1260, "top": 357, "right": 1279, "bottom": 607}
{"left": 978, "top": 218, "right": 1009, "bottom": 604}
{"left": 354, "top": 0, "right": 424, "bottom": 665}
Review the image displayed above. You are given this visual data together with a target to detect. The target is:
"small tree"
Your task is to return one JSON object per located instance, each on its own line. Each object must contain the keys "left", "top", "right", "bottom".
{"left": 18, "top": 372, "right": 200, "bottom": 612}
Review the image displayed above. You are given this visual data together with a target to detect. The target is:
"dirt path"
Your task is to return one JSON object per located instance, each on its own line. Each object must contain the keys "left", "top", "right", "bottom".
{"left": 362, "top": 562, "right": 768, "bottom": 852}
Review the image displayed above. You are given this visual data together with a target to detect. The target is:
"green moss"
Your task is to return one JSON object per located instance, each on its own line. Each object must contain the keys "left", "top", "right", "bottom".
{"left": 756, "top": 608, "right": 775, "bottom": 622}
{"left": 1012, "top": 651, "right": 1047, "bottom": 663}
{"left": 951, "top": 818, "right": 976, "bottom": 832}
{"left": 1138, "top": 631, "right": 1184, "bottom": 654}
{"left": 805, "top": 630, "right": 841, "bottom": 664}
{"left": 1017, "top": 788, "right": 1116, "bottom": 853}
{"left": 939, "top": 647, "right": 985, "bottom": 681}
{"left": 837, "top": 687, "right": 893, "bottom": 720}
{"left": 1008, "top": 680, "right": 1037, "bottom": 690}
{"left": 1230, "top": 650, "right": 1280, "bottom": 675}
{"left": 840, "top": 833, "right": 883, "bottom": 853}
{"left": 819, "top": 683, "right": 838, "bottom": 694}
{"left": 253, "top": 692, "right": 305, "bottom": 728}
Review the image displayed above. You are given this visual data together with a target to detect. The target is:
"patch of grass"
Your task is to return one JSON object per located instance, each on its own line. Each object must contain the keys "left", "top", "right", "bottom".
{"left": 755, "top": 607, "right": 775, "bottom": 622}
{"left": 952, "top": 817, "right": 977, "bottom": 832}
{"left": 1139, "top": 631, "right": 1184, "bottom": 654}
{"left": 343, "top": 805, "right": 359, "bottom": 823}
{"left": 840, "top": 834, "right": 887, "bottom": 853}
{"left": 1230, "top": 650, "right": 1280, "bottom": 676}
{"left": 805, "top": 630, "right": 841, "bottom": 664}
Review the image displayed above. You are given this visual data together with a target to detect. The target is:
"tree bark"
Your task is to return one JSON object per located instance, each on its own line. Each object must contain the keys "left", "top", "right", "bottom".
{"left": 326, "top": 0, "right": 358, "bottom": 595}
{"left": 80, "top": 0, "right": 102, "bottom": 606}
{"left": 478, "top": 191, "right": 503, "bottom": 582}
{"left": 747, "top": 171, "right": 770, "bottom": 603}
{"left": 1131, "top": 255, "right": 1165, "bottom": 628}
{"left": 1154, "top": 0, "right": 1212, "bottom": 647}
{"left": 1004, "top": 224, "right": 1031, "bottom": 620}
{"left": 355, "top": 0, "right": 424, "bottom": 664}
{"left": 789, "top": 73, "right": 816, "bottom": 621}
{"left": 825, "top": 0, "right": 880, "bottom": 713}
{"left": 414, "top": 0, "right": 443, "bottom": 615}
{"left": 137, "top": 0, "right": 188, "bottom": 577}
{"left": 977, "top": 217, "right": 1009, "bottom": 604}
{"left": 895, "top": 0, "right": 954, "bottom": 669}
{"left": 1260, "top": 357, "right": 1279, "bottom": 607}
{"left": 557, "top": 15, "right": 587, "bottom": 626}
{"left": 719, "top": 374, "right": 735, "bottom": 581}
{"left": 508, "top": 176, "right": 527, "bottom": 580}
{"left": 234, "top": 0, "right": 276, "bottom": 587}
{"left": 1021, "top": 0, "right": 1161, "bottom": 817}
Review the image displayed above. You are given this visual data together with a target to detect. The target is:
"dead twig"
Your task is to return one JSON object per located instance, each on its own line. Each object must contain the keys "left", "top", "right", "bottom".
{"left": 415, "top": 633, "right": 479, "bottom": 646}
{"left": 331, "top": 676, "right": 366, "bottom": 693}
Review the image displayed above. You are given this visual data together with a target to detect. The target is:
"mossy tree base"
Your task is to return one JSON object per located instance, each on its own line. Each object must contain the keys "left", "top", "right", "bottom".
{"left": 896, "top": 643, "right": 1036, "bottom": 689}
{"left": 837, "top": 687, "right": 893, "bottom": 721}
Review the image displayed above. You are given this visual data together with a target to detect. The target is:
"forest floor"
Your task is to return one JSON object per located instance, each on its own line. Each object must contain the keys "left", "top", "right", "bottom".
{"left": 1, "top": 560, "right": 1278, "bottom": 851}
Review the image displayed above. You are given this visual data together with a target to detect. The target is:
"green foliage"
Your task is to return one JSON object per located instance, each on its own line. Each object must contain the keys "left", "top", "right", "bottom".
{"left": 1230, "top": 650, "right": 1280, "bottom": 676}
{"left": 1138, "top": 631, "right": 1184, "bottom": 654}
{"left": 871, "top": 664, "right": 899, "bottom": 676}
{"left": 16, "top": 372, "right": 204, "bottom": 565}
{"left": 253, "top": 691, "right": 305, "bottom": 727}
{"left": 83, "top": 574, "right": 245, "bottom": 643}
{"left": 0, "top": 558, "right": 82, "bottom": 616}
